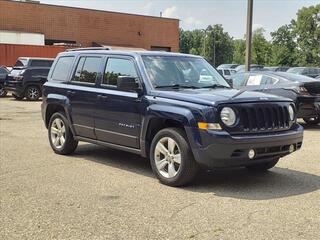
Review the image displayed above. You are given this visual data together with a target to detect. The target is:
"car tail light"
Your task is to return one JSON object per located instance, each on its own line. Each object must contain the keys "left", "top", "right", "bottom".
{"left": 285, "top": 86, "right": 309, "bottom": 96}
{"left": 297, "top": 86, "right": 309, "bottom": 95}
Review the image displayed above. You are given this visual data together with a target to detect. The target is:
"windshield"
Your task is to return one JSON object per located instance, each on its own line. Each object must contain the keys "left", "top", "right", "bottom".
{"left": 142, "top": 56, "right": 230, "bottom": 89}
{"left": 14, "top": 59, "right": 28, "bottom": 68}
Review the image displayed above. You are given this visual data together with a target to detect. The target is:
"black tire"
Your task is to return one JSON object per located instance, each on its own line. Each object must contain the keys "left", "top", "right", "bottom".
{"left": 150, "top": 127, "right": 198, "bottom": 187}
{"left": 0, "top": 85, "right": 7, "bottom": 97}
{"left": 12, "top": 93, "right": 24, "bottom": 100}
{"left": 25, "top": 85, "right": 41, "bottom": 101}
{"left": 303, "top": 116, "right": 320, "bottom": 125}
{"left": 48, "top": 112, "right": 78, "bottom": 155}
{"left": 246, "top": 158, "right": 279, "bottom": 172}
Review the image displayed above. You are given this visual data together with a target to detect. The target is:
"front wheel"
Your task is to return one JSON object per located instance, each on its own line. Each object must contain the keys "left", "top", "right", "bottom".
{"left": 303, "top": 116, "right": 320, "bottom": 125}
{"left": 25, "top": 86, "right": 41, "bottom": 101}
{"left": 246, "top": 158, "right": 279, "bottom": 172}
{"left": 0, "top": 84, "right": 7, "bottom": 97}
{"left": 48, "top": 112, "right": 78, "bottom": 155}
{"left": 150, "top": 128, "right": 198, "bottom": 187}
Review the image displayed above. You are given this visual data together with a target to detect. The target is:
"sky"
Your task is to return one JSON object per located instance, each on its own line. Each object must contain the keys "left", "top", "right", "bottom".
{"left": 39, "top": 0, "right": 319, "bottom": 40}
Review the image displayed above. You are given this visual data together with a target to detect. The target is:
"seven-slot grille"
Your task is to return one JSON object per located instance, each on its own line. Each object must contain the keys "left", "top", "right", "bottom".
{"left": 221, "top": 103, "right": 293, "bottom": 134}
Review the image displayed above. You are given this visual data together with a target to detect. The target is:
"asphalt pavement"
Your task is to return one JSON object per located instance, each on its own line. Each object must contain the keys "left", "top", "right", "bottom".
{"left": 0, "top": 97, "right": 319, "bottom": 240}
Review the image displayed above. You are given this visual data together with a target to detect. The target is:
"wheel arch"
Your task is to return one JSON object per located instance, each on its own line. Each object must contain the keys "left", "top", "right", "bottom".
{"left": 44, "top": 95, "right": 75, "bottom": 135}
{"left": 141, "top": 104, "right": 199, "bottom": 158}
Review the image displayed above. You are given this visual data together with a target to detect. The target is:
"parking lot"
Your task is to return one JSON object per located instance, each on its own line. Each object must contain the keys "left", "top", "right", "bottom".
{"left": 0, "top": 97, "right": 319, "bottom": 240}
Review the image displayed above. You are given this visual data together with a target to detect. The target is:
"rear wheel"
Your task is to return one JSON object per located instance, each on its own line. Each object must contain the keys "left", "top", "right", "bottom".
{"left": 48, "top": 112, "right": 78, "bottom": 155}
{"left": 25, "top": 86, "right": 41, "bottom": 101}
{"left": 150, "top": 128, "right": 198, "bottom": 187}
{"left": 246, "top": 158, "right": 279, "bottom": 172}
{"left": 303, "top": 116, "right": 320, "bottom": 125}
{"left": 0, "top": 85, "right": 7, "bottom": 97}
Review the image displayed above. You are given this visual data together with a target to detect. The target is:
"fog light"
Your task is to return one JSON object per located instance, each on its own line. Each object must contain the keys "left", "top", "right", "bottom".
{"left": 248, "top": 149, "right": 255, "bottom": 159}
{"left": 289, "top": 144, "right": 295, "bottom": 153}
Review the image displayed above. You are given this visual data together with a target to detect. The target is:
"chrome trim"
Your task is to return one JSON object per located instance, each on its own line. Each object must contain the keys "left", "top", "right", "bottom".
{"left": 73, "top": 124, "right": 94, "bottom": 130}
{"left": 95, "top": 128, "right": 137, "bottom": 139}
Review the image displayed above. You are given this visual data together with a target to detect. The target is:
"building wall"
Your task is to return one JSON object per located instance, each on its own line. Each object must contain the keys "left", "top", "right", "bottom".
{"left": 0, "top": 30, "right": 45, "bottom": 45}
{"left": 0, "top": 44, "right": 66, "bottom": 66}
{"left": 0, "top": 0, "right": 179, "bottom": 51}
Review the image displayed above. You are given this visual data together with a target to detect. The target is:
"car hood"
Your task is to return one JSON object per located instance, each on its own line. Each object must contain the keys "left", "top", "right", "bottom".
{"left": 152, "top": 88, "right": 290, "bottom": 106}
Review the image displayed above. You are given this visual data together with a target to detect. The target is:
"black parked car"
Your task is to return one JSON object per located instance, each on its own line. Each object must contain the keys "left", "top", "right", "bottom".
{"left": 264, "top": 66, "right": 290, "bottom": 72}
{"left": 0, "top": 66, "right": 9, "bottom": 97}
{"left": 287, "top": 67, "right": 320, "bottom": 78}
{"left": 4, "top": 57, "right": 54, "bottom": 100}
{"left": 41, "top": 49, "right": 303, "bottom": 186}
{"left": 231, "top": 71, "right": 320, "bottom": 125}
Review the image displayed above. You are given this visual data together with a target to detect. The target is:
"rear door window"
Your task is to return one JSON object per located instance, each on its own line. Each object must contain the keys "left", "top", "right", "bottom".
{"left": 71, "top": 56, "right": 102, "bottom": 85}
{"left": 51, "top": 56, "right": 75, "bottom": 82}
{"left": 260, "top": 75, "right": 278, "bottom": 85}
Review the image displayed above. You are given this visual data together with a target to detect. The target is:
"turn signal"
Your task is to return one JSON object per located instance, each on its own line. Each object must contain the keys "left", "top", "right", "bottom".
{"left": 198, "top": 122, "right": 222, "bottom": 130}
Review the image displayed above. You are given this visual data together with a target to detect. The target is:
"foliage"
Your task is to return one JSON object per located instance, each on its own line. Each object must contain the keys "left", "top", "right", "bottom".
{"left": 179, "top": 4, "right": 319, "bottom": 67}
{"left": 232, "top": 39, "right": 246, "bottom": 64}
{"left": 179, "top": 25, "right": 234, "bottom": 67}
{"left": 270, "top": 24, "right": 297, "bottom": 66}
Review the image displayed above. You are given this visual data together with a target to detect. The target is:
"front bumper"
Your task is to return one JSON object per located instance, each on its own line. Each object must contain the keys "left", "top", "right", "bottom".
{"left": 297, "top": 96, "right": 320, "bottom": 118}
{"left": 4, "top": 80, "right": 24, "bottom": 96}
{"left": 191, "top": 124, "right": 303, "bottom": 168}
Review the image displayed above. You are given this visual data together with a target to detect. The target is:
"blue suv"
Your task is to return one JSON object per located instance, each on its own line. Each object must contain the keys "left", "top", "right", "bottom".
{"left": 41, "top": 48, "right": 303, "bottom": 186}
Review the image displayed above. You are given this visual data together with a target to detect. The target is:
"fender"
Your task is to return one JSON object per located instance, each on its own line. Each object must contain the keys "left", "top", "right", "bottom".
{"left": 140, "top": 103, "right": 202, "bottom": 158}
{"left": 44, "top": 93, "right": 76, "bottom": 136}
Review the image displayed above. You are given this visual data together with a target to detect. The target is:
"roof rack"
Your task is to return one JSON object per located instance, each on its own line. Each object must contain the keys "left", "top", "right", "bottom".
{"left": 66, "top": 47, "right": 110, "bottom": 52}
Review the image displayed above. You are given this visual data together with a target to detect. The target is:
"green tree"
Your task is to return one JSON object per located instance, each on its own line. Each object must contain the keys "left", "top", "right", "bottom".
{"left": 232, "top": 39, "right": 246, "bottom": 64}
{"left": 203, "top": 24, "right": 234, "bottom": 67}
{"left": 292, "top": 4, "right": 320, "bottom": 66}
{"left": 270, "top": 24, "right": 297, "bottom": 66}
{"left": 251, "top": 28, "right": 271, "bottom": 65}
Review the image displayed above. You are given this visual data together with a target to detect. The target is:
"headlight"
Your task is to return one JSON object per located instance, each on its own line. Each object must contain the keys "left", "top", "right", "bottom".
{"left": 220, "top": 107, "right": 237, "bottom": 126}
{"left": 288, "top": 105, "right": 295, "bottom": 121}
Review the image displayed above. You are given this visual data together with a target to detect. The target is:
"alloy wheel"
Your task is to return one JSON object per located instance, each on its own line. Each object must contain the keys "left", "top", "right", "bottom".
{"left": 50, "top": 118, "right": 66, "bottom": 149}
{"left": 27, "top": 87, "right": 39, "bottom": 100}
{"left": 154, "top": 137, "right": 181, "bottom": 178}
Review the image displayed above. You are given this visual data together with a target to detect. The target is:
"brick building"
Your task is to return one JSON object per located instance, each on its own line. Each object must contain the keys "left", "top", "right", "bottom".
{"left": 0, "top": 0, "right": 179, "bottom": 51}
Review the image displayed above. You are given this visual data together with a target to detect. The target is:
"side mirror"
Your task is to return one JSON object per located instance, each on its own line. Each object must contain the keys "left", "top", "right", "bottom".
{"left": 117, "top": 76, "right": 140, "bottom": 92}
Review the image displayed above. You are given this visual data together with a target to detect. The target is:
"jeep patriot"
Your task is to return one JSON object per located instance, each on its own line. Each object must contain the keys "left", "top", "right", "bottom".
{"left": 41, "top": 49, "right": 303, "bottom": 186}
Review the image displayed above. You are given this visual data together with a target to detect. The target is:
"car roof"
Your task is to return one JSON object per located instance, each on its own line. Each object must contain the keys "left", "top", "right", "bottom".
{"left": 18, "top": 57, "right": 55, "bottom": 61}
{"left": 59, "top": 50, "right": 201, "bottom": 59}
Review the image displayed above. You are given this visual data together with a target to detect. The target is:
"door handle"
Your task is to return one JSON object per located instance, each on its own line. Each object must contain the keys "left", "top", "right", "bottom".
{"left": 97, "top": 94, "right": 108, "bottom": 100}
{"left": 67, "top": 90, "right": 76, "bottom": 96}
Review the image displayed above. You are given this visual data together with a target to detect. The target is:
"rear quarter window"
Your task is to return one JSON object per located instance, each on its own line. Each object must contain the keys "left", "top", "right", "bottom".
{"left": 51, "top": 56, "right": 75, "bottom": 82}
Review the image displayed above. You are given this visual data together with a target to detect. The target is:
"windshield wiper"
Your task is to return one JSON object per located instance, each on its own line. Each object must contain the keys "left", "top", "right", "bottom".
{"left": 201, "top": 84, "right": 231, "bottom": 89}
{"left": 155, "top": 84, "right": 200, "bottom": 89}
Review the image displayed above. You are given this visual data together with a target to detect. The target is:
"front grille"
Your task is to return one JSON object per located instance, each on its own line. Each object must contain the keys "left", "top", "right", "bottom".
{"left": 220, "top": 102, "right": 294, "bottom": 134}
